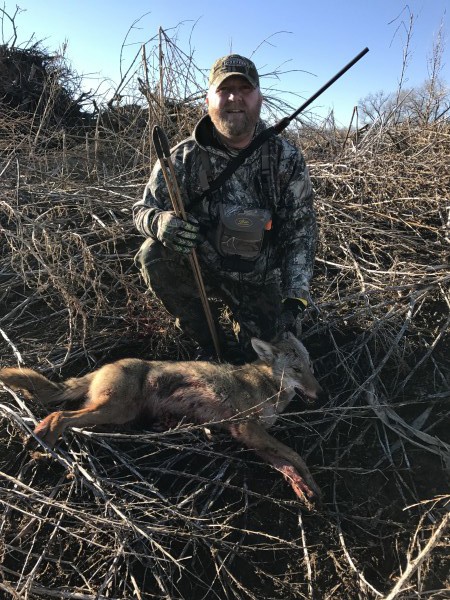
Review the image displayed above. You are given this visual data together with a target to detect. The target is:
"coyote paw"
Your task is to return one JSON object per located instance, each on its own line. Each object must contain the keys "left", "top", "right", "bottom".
{"left": 277, "top": 464, "right": 321, "bottom": 508}
{"left": 33, "top": 414, "right": 60, "bottom": 448}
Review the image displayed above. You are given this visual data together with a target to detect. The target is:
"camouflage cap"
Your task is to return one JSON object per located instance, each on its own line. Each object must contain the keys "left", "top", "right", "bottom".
{"left": 209, "top": 54, "right": 259, "bottom": 88}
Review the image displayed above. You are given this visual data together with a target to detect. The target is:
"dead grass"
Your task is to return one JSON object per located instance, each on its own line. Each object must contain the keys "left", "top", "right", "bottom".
{"left": 0, "top": 34, "right": 449, "bottom": 600}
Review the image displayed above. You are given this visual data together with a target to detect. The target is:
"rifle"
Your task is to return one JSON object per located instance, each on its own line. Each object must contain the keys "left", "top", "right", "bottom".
{"left": 196, "top": 47, "right": 369, "bottom": 200}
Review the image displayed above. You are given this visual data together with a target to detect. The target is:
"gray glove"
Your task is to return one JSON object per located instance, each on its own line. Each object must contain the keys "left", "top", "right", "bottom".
{"left": 152, "top": 211, "right": 203, "bottom": 254}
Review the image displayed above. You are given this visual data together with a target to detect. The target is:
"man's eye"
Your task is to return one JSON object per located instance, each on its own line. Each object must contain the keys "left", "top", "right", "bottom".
{"left": 217, "top": 86, "right": 252, "bottom": 95}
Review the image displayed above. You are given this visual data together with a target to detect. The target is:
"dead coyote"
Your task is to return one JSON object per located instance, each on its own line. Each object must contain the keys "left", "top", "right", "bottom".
{"left": 0, "top": 333, "right": 324, "bottom": 505}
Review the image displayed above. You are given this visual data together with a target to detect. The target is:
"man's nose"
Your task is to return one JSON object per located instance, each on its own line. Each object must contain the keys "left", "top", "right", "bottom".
{"left": 227, "top": 89, "right": 243, "bottom": 100}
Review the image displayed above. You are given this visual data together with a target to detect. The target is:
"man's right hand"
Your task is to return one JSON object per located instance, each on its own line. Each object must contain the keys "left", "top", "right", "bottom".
{"left": 152, "top": 211, "right": 203, "bottom": 254}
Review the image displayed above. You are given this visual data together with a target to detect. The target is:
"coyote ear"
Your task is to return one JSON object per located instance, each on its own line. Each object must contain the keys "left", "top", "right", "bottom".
{"left": 251, "top": 338, "right": 276, "bottom": 362}
{"left": 280, "top": 331, "right": 299, "bottom": 342}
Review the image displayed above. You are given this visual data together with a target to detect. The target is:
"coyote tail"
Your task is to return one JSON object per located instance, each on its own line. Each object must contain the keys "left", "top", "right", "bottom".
{"left": 0, "top": 367, "right": 92, "bottom": 404}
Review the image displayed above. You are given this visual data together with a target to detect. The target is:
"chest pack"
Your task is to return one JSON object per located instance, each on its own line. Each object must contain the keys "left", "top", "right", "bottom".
{"left": 214, "top": 203, "right": 272, "bottom": 261}
{"left": 198, "top": 140, "right": 274, "bottom": 271}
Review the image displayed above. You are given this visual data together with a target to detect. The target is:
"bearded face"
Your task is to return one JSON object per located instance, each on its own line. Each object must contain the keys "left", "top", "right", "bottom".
{"left": 207, "top": 76, "right": 263, "bottom": 144}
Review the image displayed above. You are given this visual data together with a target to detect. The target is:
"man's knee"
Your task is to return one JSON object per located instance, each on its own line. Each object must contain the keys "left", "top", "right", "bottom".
{"left": 135, "top": 238, "right": 187, "bottom": 291}
{"left": 135, "top": 237, "right": 168, "bottom": 272}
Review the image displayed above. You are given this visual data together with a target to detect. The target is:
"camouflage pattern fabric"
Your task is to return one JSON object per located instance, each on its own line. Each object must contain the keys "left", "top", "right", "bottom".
{"left": 133, "top": 115, "right": 317, "bottom": 355}
{"left": 135, "top": 238, "right": 285, "bottom": 360}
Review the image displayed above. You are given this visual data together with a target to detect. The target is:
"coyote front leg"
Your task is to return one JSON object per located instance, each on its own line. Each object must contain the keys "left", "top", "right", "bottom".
{"left": 229, "top": 421, "right": 321, "bottom": 505}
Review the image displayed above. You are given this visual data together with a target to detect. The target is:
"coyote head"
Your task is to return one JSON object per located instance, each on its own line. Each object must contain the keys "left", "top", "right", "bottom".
{"left": 251, "top": 332, "right": 325, "bottom": 401}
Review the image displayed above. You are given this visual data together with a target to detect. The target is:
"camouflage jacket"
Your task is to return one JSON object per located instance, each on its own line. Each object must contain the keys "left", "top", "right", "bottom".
{"left": 133, "top": 115, "right": 316, "bottom": 300}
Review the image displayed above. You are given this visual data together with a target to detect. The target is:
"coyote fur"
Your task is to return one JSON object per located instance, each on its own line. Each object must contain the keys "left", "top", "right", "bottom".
{"left": 0, "top": 332, "right": 324, "bottom": 505}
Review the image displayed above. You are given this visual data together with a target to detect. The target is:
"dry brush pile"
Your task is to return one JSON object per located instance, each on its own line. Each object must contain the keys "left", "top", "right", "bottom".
{"left": 0, "top": 41, "right": 449, "bottom": 600}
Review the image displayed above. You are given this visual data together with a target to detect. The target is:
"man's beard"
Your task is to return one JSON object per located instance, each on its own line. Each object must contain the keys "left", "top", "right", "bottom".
{"left": 209, "top": 104, "right": 260, "bottom": 139}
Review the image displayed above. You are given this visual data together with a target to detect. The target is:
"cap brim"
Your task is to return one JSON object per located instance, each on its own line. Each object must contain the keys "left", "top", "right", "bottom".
{"left": 211, "top": 72, "right": 258, "bottom": 88}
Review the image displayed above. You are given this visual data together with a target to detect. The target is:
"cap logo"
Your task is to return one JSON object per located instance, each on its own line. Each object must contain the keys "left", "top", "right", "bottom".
{"left": 223, "top": 57, "right": 248, "bottom": 68}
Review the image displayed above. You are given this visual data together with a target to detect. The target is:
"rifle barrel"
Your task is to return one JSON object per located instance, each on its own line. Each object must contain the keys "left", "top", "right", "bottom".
{"left": 275, "top": 47, "right": 369, "bottom": 133}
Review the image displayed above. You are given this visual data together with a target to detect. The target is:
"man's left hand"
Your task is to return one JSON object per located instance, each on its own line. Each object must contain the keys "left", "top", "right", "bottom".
{"left": 281, "top": 297, "right": 307, "bottom": 336}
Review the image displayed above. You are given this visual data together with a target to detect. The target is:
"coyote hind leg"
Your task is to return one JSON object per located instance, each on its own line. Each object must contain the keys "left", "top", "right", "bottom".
{"left": 34, "top": 400, "right": 140, "bottom": 448}
{"left": 229, "top": 420, "right": 321, "bottom": 506}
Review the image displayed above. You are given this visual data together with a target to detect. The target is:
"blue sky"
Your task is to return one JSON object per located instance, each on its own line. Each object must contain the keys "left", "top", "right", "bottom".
{"left": 1, "top": 0, "right": 448, "bottom": 125}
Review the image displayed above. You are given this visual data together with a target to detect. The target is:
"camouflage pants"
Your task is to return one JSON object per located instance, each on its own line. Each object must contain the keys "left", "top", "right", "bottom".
{"left": 135, "top": 238, "right": 285, "bottom": 360}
